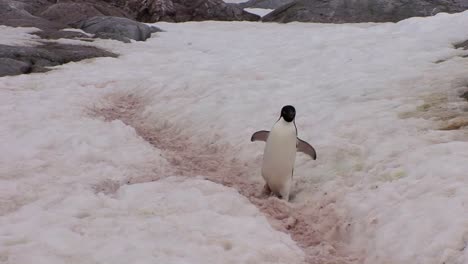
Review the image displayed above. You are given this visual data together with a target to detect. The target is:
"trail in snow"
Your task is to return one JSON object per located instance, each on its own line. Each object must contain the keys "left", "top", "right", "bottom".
{"left": 90, "top": 90, "right": 360, "bottom": 263}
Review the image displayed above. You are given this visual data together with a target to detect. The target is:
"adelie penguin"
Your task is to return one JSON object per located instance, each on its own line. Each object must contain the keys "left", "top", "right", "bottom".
{"left": 251, "top": 105, "right": 317, "bottom": 201}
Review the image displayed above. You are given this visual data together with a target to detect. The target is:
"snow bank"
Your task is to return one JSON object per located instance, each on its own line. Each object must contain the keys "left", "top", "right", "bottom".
{"left": 0, "top": 25, "right": 40, "bottom": 46}
{"left": 0, "top": 177, "right": 304, "bottom": 264}
{"left": 1, "top": 10, "right": 468, "bottom": 264}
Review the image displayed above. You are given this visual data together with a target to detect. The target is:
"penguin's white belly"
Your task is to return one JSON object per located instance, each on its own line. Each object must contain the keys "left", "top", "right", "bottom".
{"left": 261, "top": 123, "right": 297, "bottom": 194}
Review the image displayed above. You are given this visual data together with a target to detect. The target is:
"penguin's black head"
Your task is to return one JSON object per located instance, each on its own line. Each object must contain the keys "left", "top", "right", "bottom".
{"left": 280, "top": 105, "right": 296, "bottom": 122}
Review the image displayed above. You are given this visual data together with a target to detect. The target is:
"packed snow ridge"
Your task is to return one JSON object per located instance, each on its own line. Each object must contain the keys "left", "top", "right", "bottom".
{"left": 1, "top": 10, "right": 468, "bottom": 264}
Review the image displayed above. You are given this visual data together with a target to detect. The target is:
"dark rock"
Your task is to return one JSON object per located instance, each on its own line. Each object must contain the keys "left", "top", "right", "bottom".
{"left": 93, "top": 32, "right": 132, "bottom": 43}
{"left": 0, "top": 58, "right": 31, "bottom": 77}
{"left": 3, "top": 0, "right": 51, "bottom": 14}
{"left": 75, "top": 16, "right": 157, "bottom": 42}
{"left": 238, "top": 0, "right": 293, "bottom": 9}
{"left": 262, "top": 0, "right": 468, "bottom": 23}
{"left": 2, "top": 0, "right": 259, "bottom": 31}
{"left": 0, "top": 0, "right": 158, "bottom": 43}
{"left": 39, "top": 2, "right": 129, "bottom": 26}
{"left": 0, "top": 0, "right": 66, "bottom": 30}
{"left": 461, "top": 91, "right": 468, "bottom": 101}
{"left": 0, "top": 42, "right": 117, "bottom": 76}
{"left": 124, "top": 0, "right": 260, "bottom": 22}
{"left": 454, "top": 40, "right": 468, "bottom": 49}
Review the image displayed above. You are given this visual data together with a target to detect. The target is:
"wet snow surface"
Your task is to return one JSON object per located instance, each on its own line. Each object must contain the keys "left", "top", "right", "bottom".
{"left": 1, "top": 11, "right": 468, "bottom": 264}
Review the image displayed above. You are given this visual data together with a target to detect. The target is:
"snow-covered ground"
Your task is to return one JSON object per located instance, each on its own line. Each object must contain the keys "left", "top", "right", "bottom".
{"left": 245, "top": 8, "right": 274, "bottom": 17}
{"left": 1, "top": 11, "right": 468, "bottom": 264}
{"left": 0, "top": 25, "right": 40, "bottom": 46}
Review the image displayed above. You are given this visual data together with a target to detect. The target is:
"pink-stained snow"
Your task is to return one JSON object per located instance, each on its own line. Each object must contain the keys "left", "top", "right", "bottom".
{"left": 1, "top": 10, "right": 468, "bottom": 264}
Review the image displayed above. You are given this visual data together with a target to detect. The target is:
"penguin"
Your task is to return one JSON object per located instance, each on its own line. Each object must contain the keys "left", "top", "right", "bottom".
{"left": 251, "top": 105, "right": 316, "bottom": 201}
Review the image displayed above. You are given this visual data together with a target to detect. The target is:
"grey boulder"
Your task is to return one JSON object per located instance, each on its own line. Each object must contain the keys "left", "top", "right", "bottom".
{"left": 39, "top": 2, "right": 129, "bottom": 26}
{"left": 75, "top": 16, "right": 160, "bottom": 42}
{"left": 262, "top": 0, "right": 468, "bottom": 23}
{"left": 0, "top": 42, "right": 117, "bottom": 77}
{"left": 0, "top": 58, "right": 31, "bottom": 77}
{"left": 124, "top": 0, "right": 260, "bottom": 22}
{"left": 462, "top": 91, "right": 468, "bottom": 101}
{"left": 0, "top": 0, "right": 65, "bottom": 30}
{"left": 454, "top": 39, "right": 468, "bottom": 50}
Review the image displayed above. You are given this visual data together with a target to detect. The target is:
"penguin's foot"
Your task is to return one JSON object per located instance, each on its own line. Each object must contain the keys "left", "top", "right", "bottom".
{"left": 262, "top": 184, "right": 272, "bottom": 196}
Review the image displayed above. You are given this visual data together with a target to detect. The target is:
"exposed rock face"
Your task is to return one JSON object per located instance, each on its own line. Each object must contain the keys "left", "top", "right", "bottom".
{"left": 75, "top": 16, "right": 162, "bottom": 42}
{"left": 0, "top": 57, "right": 31, "bottom": 76}
{"left": 0, "top": 0, "right": 64, "bottom": 30}
{"left": 0, "top": 42, "right": 117, "bottom": 77}
{"left": 0, "top": 0, "right": 162, "bottom": 43}
{"left": 454, "top": 39, "right": 468, "bottom": 49}
{"left": 262, "top": 0, "right": 468, "bottom": 23}
{"left": 461, "top": 91, "right": 468, "bottom": 101}
{"left": 124, "top": 0, "right": 260, "bottom": 22}
{"left": 39, "top": 2, "right": 129, "bottom": 26}
{"left": 1, "top": 0, "right": 261, "bottom": 45}
{"left": 237, "top": 0, "right": 293, "bottom": 9}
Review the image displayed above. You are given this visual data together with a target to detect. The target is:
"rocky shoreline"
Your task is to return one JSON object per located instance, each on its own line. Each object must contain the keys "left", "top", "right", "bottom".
{"left": 0, "top": 0, "right": 260, "bottom": 77}
{"left": 2, "top": 0, "right": 468, "bottom": 77}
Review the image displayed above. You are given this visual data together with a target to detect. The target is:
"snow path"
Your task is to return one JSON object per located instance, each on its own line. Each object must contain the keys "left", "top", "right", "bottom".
{"left": 1, "top": 11, "right": 468, "bottom": 264}
{"left": 90, "top": 90, "right": 358, "bottom": 263}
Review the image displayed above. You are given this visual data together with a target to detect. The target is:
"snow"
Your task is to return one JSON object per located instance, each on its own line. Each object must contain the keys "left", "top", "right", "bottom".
{"left": 1, "top": 177, "right": 303, "bottom": 264}
{"left": 61, "top": 28, "right": 94, "bottom": 37}
{"left": 0, "top": 25, "right": 39, "bottom": 46}
{"left": 1, "top": 10, "right": 468, "bottom": 264}
{"left": 245, "top": 8, "right": 274, "bottom": 17}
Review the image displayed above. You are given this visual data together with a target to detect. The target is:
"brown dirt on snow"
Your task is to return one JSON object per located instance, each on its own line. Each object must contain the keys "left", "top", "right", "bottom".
{"left": 89, "top": 91, "right": 362, "bottom": 264}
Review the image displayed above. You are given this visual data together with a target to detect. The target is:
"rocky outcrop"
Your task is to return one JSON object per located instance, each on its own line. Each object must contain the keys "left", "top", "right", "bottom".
{"left": 454, "top": 39, "right": 468, "bottom": 49}
{"left": 75, "top": 16, "right": 162, "bottom": 42}
{"left": 0, "top": 42, "right": 117, "bottom": 77}
{"left": 39, "top": 2, "right": 129, "bottom": 26}
{"left": 237, "top": 0, "right": 293, "bottom": 9}
{"left": 461, "top": 91, "right": 468, "bottom": 101}
{"left": 124, "top": 0, "right": 260, "bottom": 22}
{"left": 0, "top": 0, "right": 162, "bottom": 43}
{"left": 0, "top": 0, "right": 64, "bottom": 30}
{"left": 0, "top": 58, "right": 31, "bottom": 76}
{"left": 1, "top": 0, "right": 260, "bottom": 44}
{"left": 262, "top": 0, "right": 468, "bottom": 23}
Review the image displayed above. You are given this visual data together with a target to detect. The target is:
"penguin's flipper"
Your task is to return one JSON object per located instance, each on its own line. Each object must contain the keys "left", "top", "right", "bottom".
{"left": 297, "top": 138, "right": 317, "bottom": 160}
{"left": 251, "top": 130, "right": 270, "bottom": 142}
